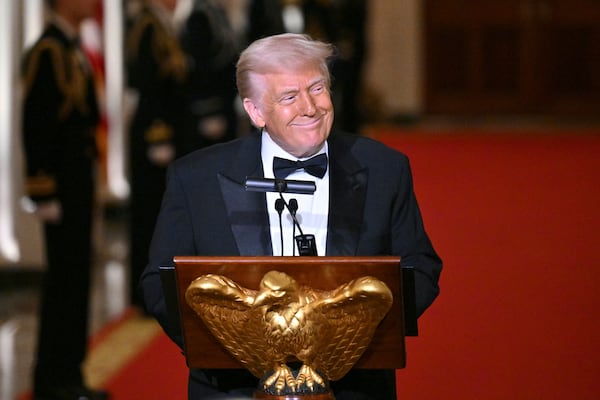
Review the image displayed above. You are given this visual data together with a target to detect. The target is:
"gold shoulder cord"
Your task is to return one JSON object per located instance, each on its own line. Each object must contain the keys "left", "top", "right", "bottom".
{"left": 126, "top": 10, "right": 187, "bottom": 82}
{"left": 23, "top": 38, "right": 90, "bottom": 121}
{"left": 153, "top": 24, "right": 187, "bottom": 82}
{"left": 23, "top": 38, "right": 65, "bottom": 97}
{"left": 126, "top": 12, "right": 154, "bottom": 62}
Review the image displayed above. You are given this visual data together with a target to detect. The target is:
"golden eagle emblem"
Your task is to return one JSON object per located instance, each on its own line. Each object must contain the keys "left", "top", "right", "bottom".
{"left": 185, "top": 270, "right": 393, "bottom": 395}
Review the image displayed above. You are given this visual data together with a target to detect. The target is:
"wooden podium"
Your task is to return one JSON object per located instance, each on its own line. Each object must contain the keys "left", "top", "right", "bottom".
{"left": 162, "top": 256, "right": 414, "bottom": 372}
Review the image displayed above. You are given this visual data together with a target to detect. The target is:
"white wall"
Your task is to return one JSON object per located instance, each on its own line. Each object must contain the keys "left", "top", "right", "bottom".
{"left": 0, "top": 0, "right": 45, "bottom": 269}
{"left": 365, "top": 0, "right": 423, "bottom": 117}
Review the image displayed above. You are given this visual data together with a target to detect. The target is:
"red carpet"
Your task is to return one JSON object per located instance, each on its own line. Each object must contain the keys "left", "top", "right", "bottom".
{"left": 105, "top": 128, "right": 600, "bottom": 399}
{"left": 103, "top": 329, "right": 188, "bottom": 399}
{"left": 383, "top": 128, "right": 600, "bottom": 399}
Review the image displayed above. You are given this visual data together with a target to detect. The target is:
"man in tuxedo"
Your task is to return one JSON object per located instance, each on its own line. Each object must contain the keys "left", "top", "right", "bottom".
{"left": 21, "top": 0, "right": 108, "bottom": 398}
{"left": 140, "top": 33, "right": 442, "bottom": 399}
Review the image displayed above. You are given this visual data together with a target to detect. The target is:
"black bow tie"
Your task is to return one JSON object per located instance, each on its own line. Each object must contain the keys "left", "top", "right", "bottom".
{"left": 273, "top": 153, "right": 328, "bottom": 179}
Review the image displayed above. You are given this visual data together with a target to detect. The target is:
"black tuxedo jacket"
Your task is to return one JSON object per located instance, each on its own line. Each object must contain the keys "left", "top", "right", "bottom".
{"left": 140, "top": 130, "right": 442, "bottom": 398}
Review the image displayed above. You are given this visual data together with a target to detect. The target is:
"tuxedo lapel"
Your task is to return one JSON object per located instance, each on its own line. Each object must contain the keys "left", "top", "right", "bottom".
{"left": 326, "top": 135, "right": 367, "bottom": 256}
{"left": 216, "top": 132, "right": 367, "bottom": 256}
{"left": 218, "top": 133, "right": 273, "bottom": 256}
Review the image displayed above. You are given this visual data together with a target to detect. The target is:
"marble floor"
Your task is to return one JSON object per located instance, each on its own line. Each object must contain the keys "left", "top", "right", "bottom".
{"left": 0, "top": 208, "right": 131, "bottom": 400}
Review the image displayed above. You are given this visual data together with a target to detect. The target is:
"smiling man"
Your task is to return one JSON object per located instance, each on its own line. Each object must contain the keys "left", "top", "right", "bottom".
{"left": 240, "top": 56, "right": 334, "bottom": 158}
{"left": 140, "top": 33, "right": 442, "bottom": 399}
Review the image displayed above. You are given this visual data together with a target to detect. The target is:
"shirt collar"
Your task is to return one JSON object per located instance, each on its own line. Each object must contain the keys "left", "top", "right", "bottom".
{"left": 49, "top": 13, "right": 80, "bottom": 42}
{"left": 148, "top": 2, "right": 176, "bottom": 33}
{"left": 261, "top": 130, "right": 328, "bottom": 179}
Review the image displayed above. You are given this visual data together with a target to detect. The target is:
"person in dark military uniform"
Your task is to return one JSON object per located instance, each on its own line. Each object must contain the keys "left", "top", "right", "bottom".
{"left": 179, "top": 0, "right": 241, "bottom": 151}
{"left": 125, "top": 0, "right": 190, "bottom": 310}
{"left": 21, "top": 0, "right": 108, "bottom": 399}
{"left": 178, "top": 0, "right": 287, "bottom": 150}
{"left": 302, "top": 0, "right": 368, "bottom": 133}
{"left": 246, "top": 0, "right": 286, "bottom": 43}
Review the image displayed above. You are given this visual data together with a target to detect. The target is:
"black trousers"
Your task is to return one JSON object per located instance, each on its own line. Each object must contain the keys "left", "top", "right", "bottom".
{"left": 34, "top": 176, "right": 94, "bottom": 390}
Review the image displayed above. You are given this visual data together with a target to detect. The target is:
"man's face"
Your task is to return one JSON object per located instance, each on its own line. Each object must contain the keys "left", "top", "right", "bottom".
{"left": 60, "top": 0, "right": 98, "bottom": 23}
{"left": 160, "top": 0, "right": 179, "bottom": 12}
{"left": 244, "top": 66, "right": 334, "bottom": 158}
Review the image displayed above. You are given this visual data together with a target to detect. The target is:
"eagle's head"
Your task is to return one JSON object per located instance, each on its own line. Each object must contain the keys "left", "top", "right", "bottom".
{"left": 253, "top": 270, "right": 299, "bottom": 307}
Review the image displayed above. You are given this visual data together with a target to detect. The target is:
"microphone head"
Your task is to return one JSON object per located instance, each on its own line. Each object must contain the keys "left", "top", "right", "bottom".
{"left": 289, "top": 198, "right": 298, "bottom": 214}
{"left": 275, "top": 198, "right": 285, "bottom": 213}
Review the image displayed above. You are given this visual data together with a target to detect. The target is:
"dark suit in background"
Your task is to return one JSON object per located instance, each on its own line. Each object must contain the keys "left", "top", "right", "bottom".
{"left": 140, "top": 130, "right": 442, "bottom": 399}
{"left": 246, "top": 0, "right": 286, "bottom": 42}
{"left": 303, "top": 0, "right": 368, "bottom": 133}
{"left": 179, "top": 0, "right": 240, "bottom": 150}
{"left": 178, "top": 0, "right": 288, "bottom": 150}
{"left": 21, "top": 20, "right": 99, "bottom": 393}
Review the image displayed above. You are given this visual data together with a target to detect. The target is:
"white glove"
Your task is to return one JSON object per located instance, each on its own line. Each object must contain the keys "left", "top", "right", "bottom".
{"left": 147, "top": 143, "right": 175, "bottom": 166}
{"left": 34, "top": 200, "right": 62, "bottom": 223}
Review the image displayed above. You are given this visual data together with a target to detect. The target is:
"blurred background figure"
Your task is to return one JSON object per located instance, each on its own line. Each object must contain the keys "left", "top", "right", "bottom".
{"left": 20, "top": 0, "right": 109, "bottom": 398}
{"left": 125, "top": 0, "right": 190, "bottom": 310}
{"left": 178, "top": 0, "right": 242, "bottom": 150}
{"left": 178, "top": 0, "right": 287, "bottom": 149}
{"left": 246, "top": 0, "right": 286, "bottom": 43}
{"left": 302, "top": 0, "right": 368, "bottom": 133}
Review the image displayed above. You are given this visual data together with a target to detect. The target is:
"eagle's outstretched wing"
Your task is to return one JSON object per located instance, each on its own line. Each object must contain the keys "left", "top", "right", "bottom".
{"left": 308, "top": 276, "right": 393, "bottom": 381}
{"left": 185, "top": 274, "right": 272, "bottom": 378}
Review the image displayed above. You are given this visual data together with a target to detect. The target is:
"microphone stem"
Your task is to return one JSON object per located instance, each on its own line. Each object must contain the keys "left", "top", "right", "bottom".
{"left": 275, "top": 198, "right": 285, "bottom": 256}
{"left": 278, "top": 192, "right": 304, "bottom": 236}
{"left": 292, "top": 217, "right": 296, "bottom": 257}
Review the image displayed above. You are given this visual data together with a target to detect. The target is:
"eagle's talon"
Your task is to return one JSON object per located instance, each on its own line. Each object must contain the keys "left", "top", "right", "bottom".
{"left": 297, "top": 364, "right": 325, "bottom": 391}
{"left": 264, "top": 364, "right": 297, "bottom": 394}
{"left": 285, "top": 372, "right": 297, "bottom": 392}
{"left": 274, "top": 374, "right": 286, "bottom": 394}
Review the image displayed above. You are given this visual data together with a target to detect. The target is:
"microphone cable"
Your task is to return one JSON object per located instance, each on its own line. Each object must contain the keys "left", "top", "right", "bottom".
{"left": 289, "top": 198, "right": 298, "bottom": 256}
{"left": 274, "top": 198, "right": 285, "bottom": 256}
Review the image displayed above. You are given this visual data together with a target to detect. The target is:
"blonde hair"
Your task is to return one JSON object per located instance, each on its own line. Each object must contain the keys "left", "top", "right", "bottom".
{"left": 236, "top": 33, "right": 335, "bottom": 101}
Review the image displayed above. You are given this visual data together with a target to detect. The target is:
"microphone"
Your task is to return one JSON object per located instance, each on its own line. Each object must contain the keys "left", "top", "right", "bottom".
{"left": 289, "top": 198, "right": 299, "bottom": 214}
{"left": 246, "top": 177, "right": 317, "bottom": 256}
{"left": 277, "top": 194, "right": 317, "bottom": 256}
{"left": 245, "top": 177, "right": 316, "bottom": 195}
{"left": 274, "top": 198, "right": 285, "bottom": 256}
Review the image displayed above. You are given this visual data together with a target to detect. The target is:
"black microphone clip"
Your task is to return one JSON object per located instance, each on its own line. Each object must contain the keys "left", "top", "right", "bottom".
{"left": 295, "top": 234, "right": 317, "bottom": 256}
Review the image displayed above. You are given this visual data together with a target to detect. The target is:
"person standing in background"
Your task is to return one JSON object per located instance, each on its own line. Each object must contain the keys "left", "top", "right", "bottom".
{"left": 246, "top": 0, "right": 286, "bottom": 43}
{"left": 125, "top": 0, "right": 190, "bottom": 310}
{"left": 21, "top": 0, "right": 108, "bottom": 398}
{"left": 302, "top": 0, "right": 368, "bottom": 133}
{"left": 179, "top": 0, "right": 289, "bottom": 149}
{"left": 178, "top": 0, "right": 241, "bottom": 150}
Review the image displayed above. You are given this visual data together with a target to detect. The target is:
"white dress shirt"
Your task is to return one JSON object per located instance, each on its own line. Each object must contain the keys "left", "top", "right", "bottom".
{"left": 261, "top": 131, "right": 330, "bottom": 256}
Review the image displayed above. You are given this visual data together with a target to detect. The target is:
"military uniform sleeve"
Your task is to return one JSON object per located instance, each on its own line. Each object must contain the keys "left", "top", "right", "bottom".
{"left": 21, "top": 39, "right": 64, "bottom": 202}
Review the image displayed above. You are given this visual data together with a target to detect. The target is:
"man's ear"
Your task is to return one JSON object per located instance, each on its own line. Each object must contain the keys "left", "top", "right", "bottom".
{"left": 243, "top": 98, "right": 265, "bottom": 128}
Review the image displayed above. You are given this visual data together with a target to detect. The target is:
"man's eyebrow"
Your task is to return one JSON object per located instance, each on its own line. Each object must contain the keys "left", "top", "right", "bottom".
{"left": 309, "top": 78, "right": 327, "bottom": 87}
{"left": 275, "top": 88, "right": 299, "bottom": 99}
{"left": 275, "top": 77, "right": 327, "bottom": 98}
